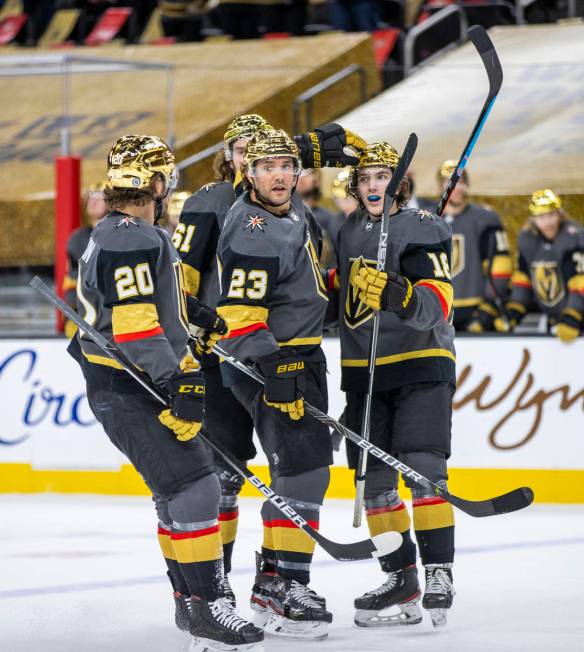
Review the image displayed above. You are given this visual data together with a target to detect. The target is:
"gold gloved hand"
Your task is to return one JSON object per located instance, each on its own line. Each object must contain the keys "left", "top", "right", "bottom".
{"left": 351, "top": 266, "right": 387, "bottom": 311}
{"left": 264, "top": 397, "right": 304, "bottom": 421}
{"left": 64, "top": 318, "right": 78, "bottom": 339}
{"left": 466, "top": 320, "right": 484, "bottom": 333}
{"left": 195, "top": 329, "right": 226, "bottom": 356}
{"left": 556, "top": 322, "right": 580, "bottom": 343}
{"left": 158, "top": 409, "right": 202, "bottom": 442}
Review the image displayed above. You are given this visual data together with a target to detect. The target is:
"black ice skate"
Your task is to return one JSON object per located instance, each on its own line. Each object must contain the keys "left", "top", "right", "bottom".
{"left": 223, "top": 574, "right": 236, "bottom": 608}
{"left": 354, "top": 565, "right": 422, "bottom": 627}
{"left": 422, "top": 563, "right": 455, "bottom": 628}
{"left": 166, "top": 571, "right": 191, "bottom": 632}
{"left": 188, "top": 595, "right": 264, "bottom": 651}
{"left": 263, "top": 577, "right": 332, "bottom": 640}
{"left": 249, "top": 552, "right": 326, "bottom": 629}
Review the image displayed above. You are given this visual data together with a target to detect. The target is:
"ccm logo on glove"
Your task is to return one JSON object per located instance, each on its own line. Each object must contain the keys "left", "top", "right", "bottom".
{"left": 178, "top": 383, "right": 206, "bottom": 394}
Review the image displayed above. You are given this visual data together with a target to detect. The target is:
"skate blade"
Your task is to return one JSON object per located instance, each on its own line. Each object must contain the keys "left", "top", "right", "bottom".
{"left": 428, "top": 608, "right": 448, "bottom": 628}
{"left": 189, "top": 637, "right": 264, "bottom": 652}
{"left": 354, "top": 601, "right": 423, "bottom": 628}
{"left": 263, "top": 614, "right": 329, "bottom": 640}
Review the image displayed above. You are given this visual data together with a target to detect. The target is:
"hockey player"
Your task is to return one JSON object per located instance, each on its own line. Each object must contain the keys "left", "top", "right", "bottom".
{"left": 437, "top": 160, "right": 512, "bottom": 331}
{"left": 174, "top": 113, "right": 367, "bottom": 607}
{"left": 215, "top": 128, "right": 333, "bottom": 639}
{"left": 62, "top": 180, "right": 109, "bottom": 337}
{"left": 69, "top": 134, "right": 263, "bottom": 650}
{"left": 329, "top": 142, "right": 456, "bottom": 628}
{"left": 495, "top": 189, "right": 584, "bottom": 342}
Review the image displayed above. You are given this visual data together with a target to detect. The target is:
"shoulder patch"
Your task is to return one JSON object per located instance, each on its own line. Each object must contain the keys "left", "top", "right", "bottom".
{"left": 415, "top": 208, "right": 436, "bottom": 223}
{"left": 115, "top": 216, "right": 140, "bottom": 229}
{"left": 244, "top": 214, "right": 268, "bottom": 232}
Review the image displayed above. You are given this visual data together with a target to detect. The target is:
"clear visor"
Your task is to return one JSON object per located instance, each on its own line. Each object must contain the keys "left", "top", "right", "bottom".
{"left": 248, "top": 157, "right": 301, "bottom": 178}
{"left": 167, "top": 167, "right": 179, "bottom": 193}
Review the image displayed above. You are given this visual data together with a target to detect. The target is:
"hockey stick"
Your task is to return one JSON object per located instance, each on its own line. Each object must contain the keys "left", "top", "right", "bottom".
{"left": 212, "top": 344, "right": 534, "bottom": 518}
{"left": 29, "top": 277, "right": 402, "bottom": 563}
{"left": 352, "top": 132, "right": 419, "bottom": 528}
{"left": 435, "top": 25, "right": 503, "bottom": 218}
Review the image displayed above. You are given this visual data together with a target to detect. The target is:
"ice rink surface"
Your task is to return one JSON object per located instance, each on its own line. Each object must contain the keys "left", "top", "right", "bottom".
{"left": 2, "top": 495, "right": 584, "bottom": 652}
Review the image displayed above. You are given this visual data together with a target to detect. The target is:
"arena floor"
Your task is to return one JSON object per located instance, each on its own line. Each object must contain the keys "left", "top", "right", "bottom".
{"left": 2, "top": 495, "right": 583, "bottom": 652}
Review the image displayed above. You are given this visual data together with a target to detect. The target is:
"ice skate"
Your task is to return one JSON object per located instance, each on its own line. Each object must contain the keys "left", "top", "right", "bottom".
{"left": 263, "top": 577, "right": 332, "bottom": 640}
{"left": 167, "top": 571, "right": 192, "bottom": 632}
{"left": 223, "top": 575, "right": 236, "bottom": 608}
{"left": 354, "top": 565, "right": 422, "bottom": 627}
{"left": 188, "top": 595, "right": 264, "bottom": 651}
{"left": 422, "top": 563, "right": 455, "bottom": 628}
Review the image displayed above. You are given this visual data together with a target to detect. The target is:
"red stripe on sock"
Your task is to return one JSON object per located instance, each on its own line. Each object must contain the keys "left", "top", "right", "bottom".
{"left": 264, "top": 519, "right": 319, "bottom": 530}
{"left": 171, "top": 524, "right": 220, "bottom": 540}
{"left": 412, "top": 496, "right": 448, "bottom": 507}
{"left": 219, "top": 510, "right": 239, "bottom": 521}
{"left": 366, "top": 502, "right": 406, "bottom": 516}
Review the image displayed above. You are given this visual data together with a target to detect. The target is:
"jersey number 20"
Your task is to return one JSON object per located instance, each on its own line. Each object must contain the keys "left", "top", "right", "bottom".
{"left": 115, "top": 263, "right": 154, "bottom": 300}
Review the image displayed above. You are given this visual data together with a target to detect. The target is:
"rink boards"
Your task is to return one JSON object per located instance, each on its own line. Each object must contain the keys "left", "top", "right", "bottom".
{"left": 0, "top": 336, "right": 582, "bottom": 502}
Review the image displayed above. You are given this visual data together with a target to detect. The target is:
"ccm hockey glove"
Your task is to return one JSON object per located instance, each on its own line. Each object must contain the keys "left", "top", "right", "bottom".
{"left": 159, "top": 371, "right": 205, "bottom": 441}
{"left": 352, "top": 266, "right": 417, "bottom": 318}
{"left": 555, "top": 309, "right": 582, "bottom": 343}
{"left": 258, "top": 350, "right": 306, "bottom": 421}
{"left": 295, "top": 123, "right": 368, "bottom": 169}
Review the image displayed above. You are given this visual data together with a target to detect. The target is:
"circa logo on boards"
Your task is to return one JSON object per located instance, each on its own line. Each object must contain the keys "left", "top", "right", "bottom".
{"left": 0, "top": 349, "right": 96, "bottom": 446}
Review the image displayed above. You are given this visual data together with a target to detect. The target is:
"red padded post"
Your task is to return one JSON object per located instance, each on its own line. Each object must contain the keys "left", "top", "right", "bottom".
{"left": 54, "top": 156, "right": 81, "bottom": 333}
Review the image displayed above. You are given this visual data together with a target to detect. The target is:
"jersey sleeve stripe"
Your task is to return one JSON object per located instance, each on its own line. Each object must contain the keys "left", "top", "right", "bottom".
{"left": 114, "top": 326, "right": 165, "bottom": 342}
{"left": 224, "top": 322, "right": 269, "bottom": 339}
{"left": 181, "top": 262, "right": 201, "bottom": 297}
{"left": 217, "top": 304, "right": 270, "bottom": 338}
{"left": 491, "top": 254, "right": 513, "bottom": 278}
{"left": 415, "top": 280, "right": 452, "bottom": 319}
{"left": 511, "top": 271, "right": 532, "bottom": 288}
{"left": 567, "top": 274, "right": 584, "bottom": 294}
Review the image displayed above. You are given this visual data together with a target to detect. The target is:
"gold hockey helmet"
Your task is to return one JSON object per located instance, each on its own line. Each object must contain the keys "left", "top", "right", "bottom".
{"left": 244, "top": 128, "right": 301, "bottom": 172}
{"left": 167, "top": 191, "right": 190, "bottom": 221}
{"left": 331, "top": 169, "right": 350, "bottom": 200}
{"left": 348, "top": 142, "right": 399, "bottom": 199}
{"left": 107, "top": 135, "right": 177, "bottom": 192}
{"left": 223, "top": 114, "right": 273, "bottom": 159}
{"left": 529, "top": 189, "right": 562, "bottom": 216}
{"left": 437, "top": 159, "right": 469, "bottom": 185}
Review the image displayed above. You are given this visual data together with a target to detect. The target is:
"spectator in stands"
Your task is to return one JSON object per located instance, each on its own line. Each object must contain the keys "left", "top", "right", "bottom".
{"left": 405, "top": 170, "right": 434, "bottom": 211}
{"left": 262, "top": 0, "right": 308, "bottom": 36}
{"left": 297, "top": 168, "right": 339, "bottom": 265}
{"left": 436, "top": 160, "right": 512, "bottom": 333}
{"left": 62, "top": 180, "right": 108, "bottom": 336}
{"left": 328, "top": 0, "right": 381, "bottom": 32}
{"left": 212, "top": 0, "right": 262, "bottom": 39}
{"left": 496, "top": 189, "right": 584, "bottom": 342}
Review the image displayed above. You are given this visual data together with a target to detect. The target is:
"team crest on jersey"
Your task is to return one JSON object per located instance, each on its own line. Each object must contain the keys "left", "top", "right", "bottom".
{"left": 531, "top": 261, "right": 565, "bottom": 307}
{"left": 115, "top": 216, "right": 139, "bottom": 228}
{"left": 451, "top": 233, "right": 465, "bottom": 278}
{"left": 345, "top": 256, "right": 376, "bottom": 329}
{"left": 244, "top": 214, "right": 267, "bottom": 232}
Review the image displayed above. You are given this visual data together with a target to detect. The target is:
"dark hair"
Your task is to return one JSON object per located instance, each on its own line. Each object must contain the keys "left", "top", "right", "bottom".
{"left": 213, "top": 150, "right": 235, "bottom": 182}
{"left": 395, "top": 177, "right": 411, "bottom": 209}
{"left": 103, "top": 173, "right": 163, "bottom": 211}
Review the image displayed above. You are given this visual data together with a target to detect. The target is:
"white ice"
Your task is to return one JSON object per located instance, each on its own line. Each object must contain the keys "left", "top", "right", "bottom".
{"left": 1, "top": 495, "right": 583, "bottom": 652}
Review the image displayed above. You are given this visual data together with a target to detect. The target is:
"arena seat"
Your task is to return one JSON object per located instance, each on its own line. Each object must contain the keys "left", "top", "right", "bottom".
{"left": 0, "top": 13, "right": 27, "bottom": 46}
{"left": 84, "top": 7, "right": 133, "bottom": 47}
{"left": 38, "top": 9, "right": 80, "bottom": 49}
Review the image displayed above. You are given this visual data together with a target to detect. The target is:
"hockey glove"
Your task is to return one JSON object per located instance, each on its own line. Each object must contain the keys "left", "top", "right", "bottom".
{"left": 467, "top": 301, "right": 498, "bottom": 332}
{"left": 555, "top": 309, "right": 582, "bottom": 343}
{"left": 352, "top": 266, "right": 417, "bottom": 318}
{"left": 295, "top": 123, "right": 368, "bottom": 169}
{"left": 494, "top": 303, "right": 525, "bottom": 333}
{"left": 159, "top": 371, "right": 205, "bottom": 441}
{"left": 186, "top": 296, "right": 228, "bottom": 355}
{"left": 257, "top": 350, "right": 305, "bottom": 421}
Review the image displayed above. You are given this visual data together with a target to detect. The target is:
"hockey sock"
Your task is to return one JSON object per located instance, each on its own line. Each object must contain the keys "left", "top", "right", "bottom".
{"left": 171, "top": 519, "right": 223, "bottom": 602}
{"left": 157, "top": 520, "right": 189, "bottom": 595}
{"left": 412, "top": 492, "right": 455, "bottom": 566}
{"left": 365, "top": 491, "right": 417, "bottom": 571}
{"left": 218, "top": 494, "right": 238, "bottom": 575}
{"left": 261, "top": 500, "right": 278, "bottom": 574}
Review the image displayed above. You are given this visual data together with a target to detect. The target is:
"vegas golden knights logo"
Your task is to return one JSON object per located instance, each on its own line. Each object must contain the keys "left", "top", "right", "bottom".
{"left": 450, "top": 234, "right": 465, "bottom": 279}
{"left": 531, "top": 261, "right": 565, "bottom": 307}
{"left": 345, "top": 256, "right": 376, "bottom": 329}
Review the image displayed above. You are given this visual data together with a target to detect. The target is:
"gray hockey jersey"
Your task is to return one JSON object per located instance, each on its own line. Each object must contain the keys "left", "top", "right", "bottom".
{"left": 216, "top": 192, "right": 328, "bottom": 370}
{"left": 337, "top": 207, "right": 455, "bottom": 393}
{"left": 76, "top": 212, "right": 193, "bottom": 388}
{"left": 443, "top": 203, "right": 512, "bottom": 324}
{"left": 509, "top": 219, "right": 584, "bottom": 321}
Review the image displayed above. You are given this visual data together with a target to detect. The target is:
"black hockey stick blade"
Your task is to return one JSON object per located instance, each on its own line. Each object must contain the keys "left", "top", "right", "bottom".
{"left": 435, "top": 26, "right": 503, "bottom": 216}
{"left": 29, "top": 277, "right": 402, "bottom": 562}
{"left": 383, "top": 132, "right": 418, "bottom": 214}
{"left": 443, "top": 486, "right": 534, "bottom": 518}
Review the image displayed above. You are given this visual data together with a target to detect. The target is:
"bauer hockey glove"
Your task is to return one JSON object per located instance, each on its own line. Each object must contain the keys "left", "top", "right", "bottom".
{"left": 159, "top": 371, "right": 205, "bottom": 441}
{"left": 257, "top": 350, "right": 306, "bottom": 421}
{"left": 555, "top": 309, "right": 582, "bottom": 343}
{"left": 352, "top": 266, "right": 417, "bottom": 318}
{"left": 295, "top": 123, "right": 368, "bottom": 169}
